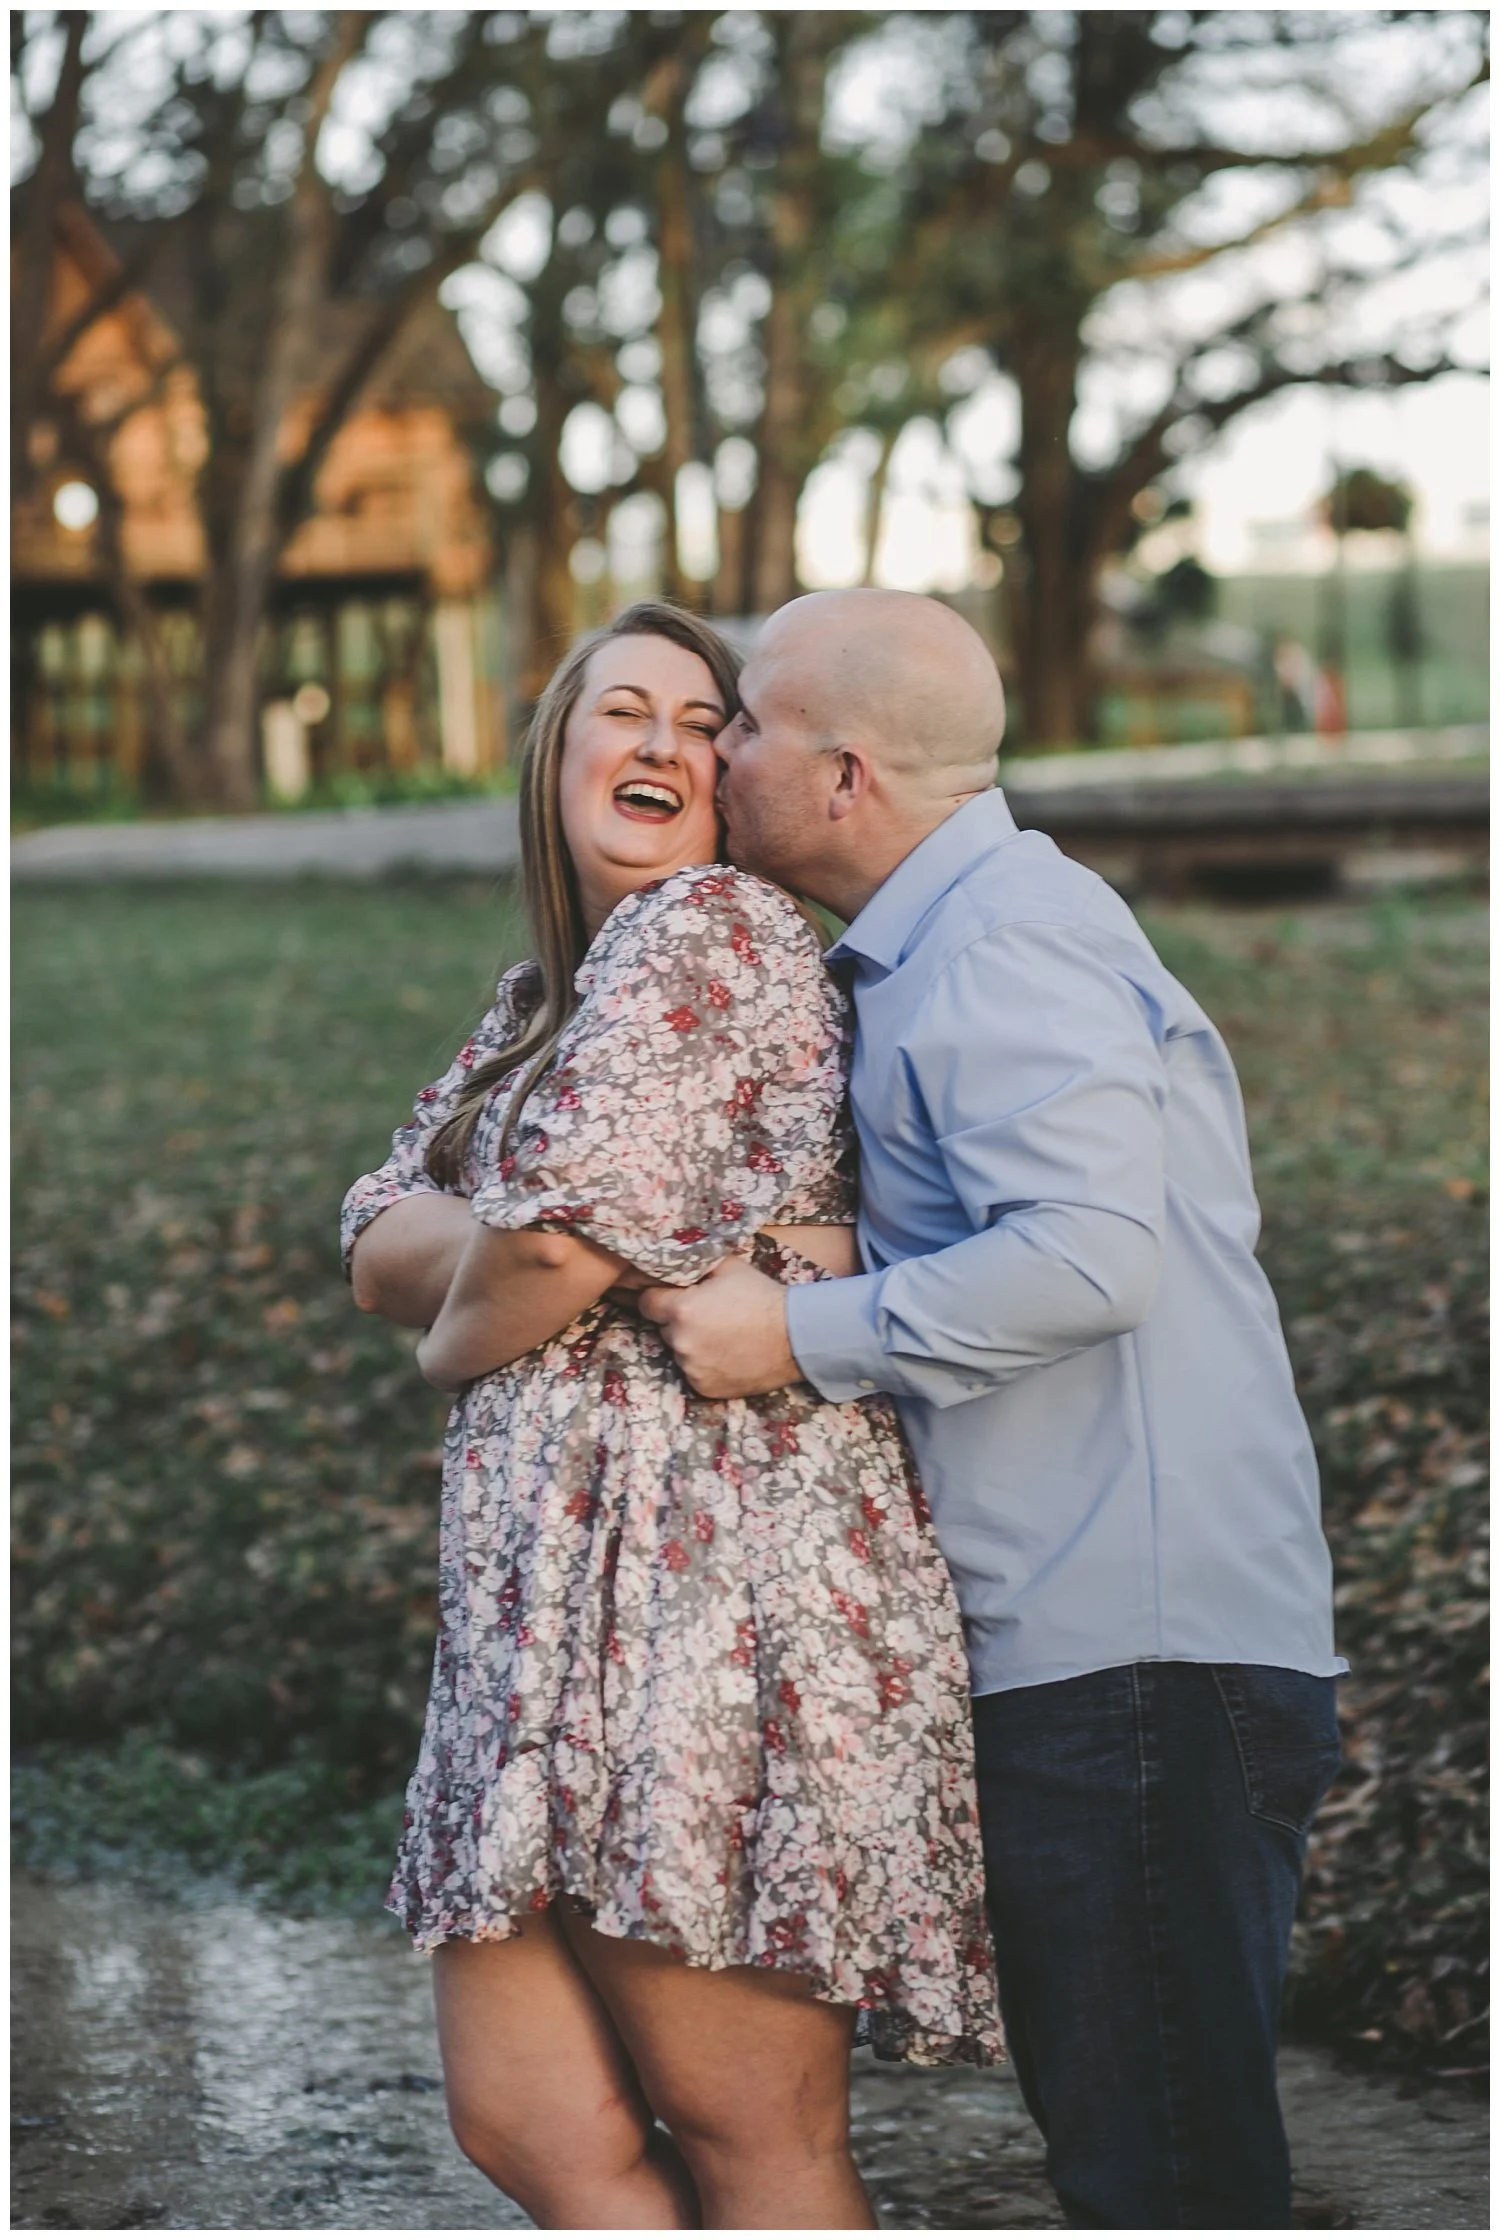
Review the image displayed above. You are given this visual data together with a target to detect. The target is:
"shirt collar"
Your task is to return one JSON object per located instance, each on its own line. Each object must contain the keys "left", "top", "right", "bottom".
{"left": 826, "top": 788, "right": 1021, "bottom": 972}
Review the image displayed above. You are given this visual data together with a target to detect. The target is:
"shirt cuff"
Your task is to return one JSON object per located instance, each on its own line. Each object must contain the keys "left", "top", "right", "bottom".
{"left": 785, "top": 1271, "right": 890, "bottom": 1403}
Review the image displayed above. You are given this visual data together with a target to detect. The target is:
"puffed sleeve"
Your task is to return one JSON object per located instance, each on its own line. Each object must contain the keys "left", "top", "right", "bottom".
{"left": 469, "top": 867, "right": 848, "bottom": 1285}
{"left": 338, "top": 962, "right": 538, "bottom": 1279}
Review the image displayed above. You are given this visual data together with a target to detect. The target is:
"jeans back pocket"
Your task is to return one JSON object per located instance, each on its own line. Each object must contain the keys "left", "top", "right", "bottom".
{"left": 1212, "top": 1664, "right": 1342, "bottom": 1837}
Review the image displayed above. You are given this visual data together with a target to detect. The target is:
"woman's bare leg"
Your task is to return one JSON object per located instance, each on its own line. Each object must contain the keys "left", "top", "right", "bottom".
{"left": 557, "top": 1909, "right": 874, "bottom": 2231}
{"left": 432, "top": 1910, "right": 700, "bottom": 2229}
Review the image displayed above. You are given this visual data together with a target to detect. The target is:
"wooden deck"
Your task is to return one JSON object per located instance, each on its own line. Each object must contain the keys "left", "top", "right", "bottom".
{"left": 1008, "top": 766, "right": 1488, "bottom": 898}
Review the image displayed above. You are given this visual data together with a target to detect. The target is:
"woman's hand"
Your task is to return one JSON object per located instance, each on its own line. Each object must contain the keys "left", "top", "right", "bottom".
{"left": 603, "top": 1265, "right": 652, "bottom": 1310}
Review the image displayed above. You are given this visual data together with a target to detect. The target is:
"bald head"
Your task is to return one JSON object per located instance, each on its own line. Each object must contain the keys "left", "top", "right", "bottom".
{"left": 755, "top": 589, "right": 1005, "bottom": 792}
{"left": 719, "top": 588, "right": 1007, "bottom": 918}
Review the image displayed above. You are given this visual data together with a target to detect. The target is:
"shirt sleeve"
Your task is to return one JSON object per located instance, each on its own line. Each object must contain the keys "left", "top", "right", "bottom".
{"left": 338, "top": 965, "right": 536, "bottom": 1279}
{"left": 469, "top": 869, "right": 847, "bottom": 1285}
{"left": 785, "top": 916, "right": 1166, "bottom": 1406}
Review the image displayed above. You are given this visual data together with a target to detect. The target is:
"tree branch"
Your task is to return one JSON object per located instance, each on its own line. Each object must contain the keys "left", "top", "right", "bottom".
{"left": 45, "top": 381, "right": 198, "bottom": 799}
{"left": 213, "top": 12, "right": 367, "bottom": 580}
{"left": 1120, "top": 168, "right": 1355, "bottom": 283}
{"left": 37, "top": 240, "right": 161, "bottom": 380}
{"left": 1084, "top": 339, "right": 1471, "bottom": 573}
{"left": 1075, "top": 61, "right": 1487, "bottom": 185}
{"left": 274, "top": 197, "right": 525, "bottom": 540}
{"left": 324, "top": 12, "right": 505, "bottom": 294}
{"left": 74, "top": 354, "right": 186, "bottom": 446}
{"left": 12, "top": 11, "right": 90, "bottom": 493}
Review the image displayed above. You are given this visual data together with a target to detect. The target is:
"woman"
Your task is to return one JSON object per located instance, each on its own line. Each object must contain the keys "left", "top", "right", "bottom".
{"left": 342, "top": 602, "right": 999, "bottom": 2230}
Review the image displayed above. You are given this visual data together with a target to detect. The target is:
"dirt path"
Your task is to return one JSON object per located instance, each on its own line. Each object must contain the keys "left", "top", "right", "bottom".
{"left": 12, "top": 1875, "right": 1486, "bottom": 2229}
{"left": 10, "top": 797, "right": 524, "bottom": 882}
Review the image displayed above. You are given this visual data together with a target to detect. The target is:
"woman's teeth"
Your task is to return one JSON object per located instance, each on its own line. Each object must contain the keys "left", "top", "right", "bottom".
{"left": 614, "top": 782, "right": 683, "bottom": 818}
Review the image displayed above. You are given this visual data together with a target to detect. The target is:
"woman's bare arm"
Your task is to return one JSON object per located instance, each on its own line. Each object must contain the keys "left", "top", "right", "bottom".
{"left": 350, "top": 1196, "right": 478, "bottom": 1328}
{"left": 415, "top": 1224, "right": 628, "bottom": 1391}
{"left": 376, "top": 1199, "right": 858, "bottom": 1385}
{"left": 760, "top": 1223, "right": 860, "bottom": 1278}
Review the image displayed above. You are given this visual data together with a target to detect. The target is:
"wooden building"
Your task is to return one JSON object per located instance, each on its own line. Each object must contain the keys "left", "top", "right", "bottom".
{"left": 14, "top": 206, "right": 505, "bottom": 807}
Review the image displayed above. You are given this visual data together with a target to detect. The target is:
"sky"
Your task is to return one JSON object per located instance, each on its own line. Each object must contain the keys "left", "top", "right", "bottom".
{"left": 1178, "top": 373, "right": 1491, "bottom": 572}
{"left": 796, "top": 370, "right": 1491, "bottom": 596}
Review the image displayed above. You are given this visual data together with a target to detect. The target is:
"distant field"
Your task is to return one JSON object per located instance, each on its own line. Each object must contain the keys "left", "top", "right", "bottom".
{"left": 12, "top": 565, "right": 1488, "bottom": 830}
{"left": 11, "top": 879, "right": 1487, "bottom": 2069}
{"left": 1219, "top": 563, "right": 1490, "bottom": 732}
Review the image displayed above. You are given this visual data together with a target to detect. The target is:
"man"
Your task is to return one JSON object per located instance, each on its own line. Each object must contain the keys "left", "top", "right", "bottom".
{"left": 640, "top": 588, "right": 1344, "bottom": 2231}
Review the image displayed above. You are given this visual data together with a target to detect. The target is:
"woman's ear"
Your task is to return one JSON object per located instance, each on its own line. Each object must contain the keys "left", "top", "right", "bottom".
{"left": 827, "top": 746, "right": 869, "bottom": 823}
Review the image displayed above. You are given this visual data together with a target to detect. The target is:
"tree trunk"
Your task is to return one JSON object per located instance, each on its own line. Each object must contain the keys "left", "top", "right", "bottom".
{"left": 503, "top": 523, "right": 540, "bottom": 736}
{"left": 860, "top": 428, "right": 897, "bottom": 585}
{"left": 712, "top": 501, "right": 747, "bottom": 618}
{"left": 192, "top": 15, "right": 361, "bottom": 809}
{"left": 194, "top": 417, "right": 280, "bottom": 808}
{"left": 1009, "top": 556, "right": 1098, "bottom": 749}
{"left": 107, "top": 572, "right": 194, "bottom": 809}
{"left": 199, "top": 573, "right": 271, "bottom": 810}
{"left": 747, "top": 17, "right": 831, "bottom": 615}
{"left": 1389, "top": 535, "right": 1423, "bottom": 730}
{"left": 534, "top": 373, "right": 582, "bottom": 684}
{"left": 506, "top": 457, "right": 578, "bottom": 706}
{"left": 650, "top": 45, "right": 706, "bottom": 610}
{"left": 536, "top": 516, "right": 578, "bottom": 670}
{"left": 1316, "top": 461, "right": 1352, "bottom": 737}
{"left": 11, "top": 11, "right": 88, "bottom": 500}
{"left": 1009, "top": 330, "right": 1097, "bottom": 747}
{"left": 748, "top": 400, "right": 803, "bottom": 614}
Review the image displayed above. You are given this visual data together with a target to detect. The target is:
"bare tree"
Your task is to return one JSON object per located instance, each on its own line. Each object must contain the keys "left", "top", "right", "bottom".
{"left": 11, "top": 10, "right": 89, "bottom": 492}
{"left": 15, "top": 10, "right": 564, "bottom": 805}
{"left": 13, "top": 9, "right": 1488, "bottom": 793}
{"left": 872, "top": 10, "right": 1488, "bottom": 742}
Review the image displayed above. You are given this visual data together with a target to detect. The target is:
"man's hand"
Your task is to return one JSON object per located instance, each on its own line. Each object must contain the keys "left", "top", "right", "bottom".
{"left": 638, "top": 1257, "right": 802, "bottom": 1398}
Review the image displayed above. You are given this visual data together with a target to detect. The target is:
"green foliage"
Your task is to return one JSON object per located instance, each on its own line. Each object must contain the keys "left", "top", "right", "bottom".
{"left": 298, "top": 767, "right": 518, "bottom": 810}
{"left": 1323, "top": 467, "right": 1415, "bottom": 538}
{"left": 1218, "top": 565, "right": 1489, "bottom": 732}
{"left": 12, "top": 883, "right": 1488, "bottom": 2065}
{"left": 12, "top": 1735, "right": 404, "bottom": 1915}
{"left": 12, "top": 773, "right": 148, "bottom": 834}
{"left": 1133, "top": 555, "right": 1218, "bottom": 647}
{"left": 12, "top": 879, "right": 528, "bottom": 1779}
{"left": 13, "top": 764, "right": 518, "bottom": 833}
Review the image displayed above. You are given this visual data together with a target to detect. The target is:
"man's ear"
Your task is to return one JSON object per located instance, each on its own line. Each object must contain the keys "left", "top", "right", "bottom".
{"left": 827, "top": 746, "right": 869, "bottom": 823}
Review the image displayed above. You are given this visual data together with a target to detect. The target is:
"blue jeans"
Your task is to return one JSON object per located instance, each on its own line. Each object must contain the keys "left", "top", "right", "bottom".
{"left": 972, "top": 1661, "right": 1341, "bottom": 2230}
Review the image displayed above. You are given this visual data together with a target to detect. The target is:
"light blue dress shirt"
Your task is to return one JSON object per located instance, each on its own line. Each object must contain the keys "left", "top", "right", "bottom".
{"left": 785, "top": 788, "right": 1345, "bottom": 1698}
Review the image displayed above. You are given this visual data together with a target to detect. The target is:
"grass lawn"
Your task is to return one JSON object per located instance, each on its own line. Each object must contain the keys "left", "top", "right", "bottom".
{"left": 12, "top": 877, "right": 1487, "bottom": 2070}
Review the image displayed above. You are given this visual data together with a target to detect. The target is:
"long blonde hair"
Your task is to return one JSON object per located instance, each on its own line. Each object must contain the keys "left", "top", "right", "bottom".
{"left": 425, "top": 601, "right": 743, "bottom": 1186}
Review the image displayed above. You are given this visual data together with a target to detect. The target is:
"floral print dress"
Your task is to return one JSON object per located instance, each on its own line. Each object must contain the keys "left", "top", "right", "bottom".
{"left": 341, "top": 864, "right": 1000, "bottom": 2066}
